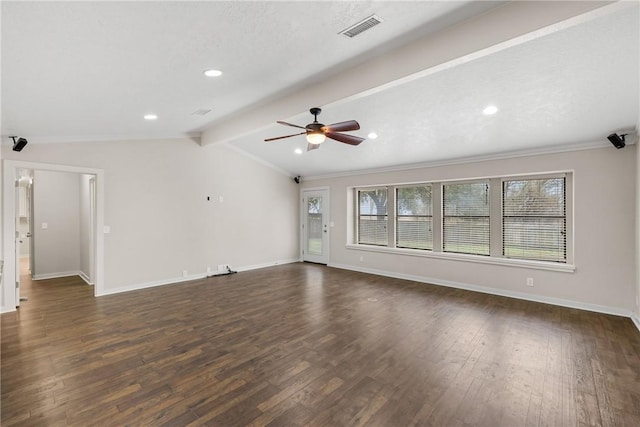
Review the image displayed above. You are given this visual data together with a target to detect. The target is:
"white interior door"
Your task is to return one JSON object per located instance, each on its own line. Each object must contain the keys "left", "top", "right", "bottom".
{"left": 28, "top": 180, "right": 35, "bottom": 276}
{"left": 14, "top": 179, "right": 21, "bottom": 307}
{"left": 89, "top": 177, "right": 96, "bottom": 284}
{"left": 302, "top": 189, "right": 329, "bottom": 264}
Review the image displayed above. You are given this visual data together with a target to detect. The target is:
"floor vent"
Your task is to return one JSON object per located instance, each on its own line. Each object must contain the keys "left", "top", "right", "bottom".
{"left": 339, "top": 15, "right": 383, "bottom": 38}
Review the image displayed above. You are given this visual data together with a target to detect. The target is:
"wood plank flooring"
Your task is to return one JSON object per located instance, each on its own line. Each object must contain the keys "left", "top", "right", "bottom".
{"left": 2, "top": 262, "right": 640, "bottom": 426}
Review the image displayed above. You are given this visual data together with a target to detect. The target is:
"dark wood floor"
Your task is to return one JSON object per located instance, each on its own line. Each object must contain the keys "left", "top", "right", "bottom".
{"left": 2, "top": 262, "right": 639, "bottom": 426}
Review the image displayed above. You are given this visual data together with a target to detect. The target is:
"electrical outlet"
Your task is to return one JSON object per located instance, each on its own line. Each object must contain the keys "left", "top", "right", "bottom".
{"left": 218, "top": 264, "right": 226, "bottom": 271}
{"left": 182, "top": 270, "right": 188, "bottom": 278}
{"left": 526, "top": 277, "right": 534, "bottom": 287}
{"left": 359, "top": 256, "right": 364, "bottom": 262}
{"left": 206, "top": 266, "right": 212, "bottom": 274}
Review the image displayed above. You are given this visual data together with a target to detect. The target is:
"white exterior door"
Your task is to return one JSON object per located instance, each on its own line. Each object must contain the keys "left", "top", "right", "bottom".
{"left": 302, "top": 189, "right": 329, "bottom": 264}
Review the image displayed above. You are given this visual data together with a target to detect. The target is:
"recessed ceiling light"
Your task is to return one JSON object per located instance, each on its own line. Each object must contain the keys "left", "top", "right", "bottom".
{"left": 483, "top": 105, "right": 498, "bottom": 115}
{"left": 204, "top": 69, "right": 223, "bottom": 77}
{"left": 144, "top": 114, "right": 158, "bottom": 120}
{"left": 294, "top": 148, "right": 303, "bottom": 155}
{"left": 368, "top": 132, "right": 378, "bottom": 139}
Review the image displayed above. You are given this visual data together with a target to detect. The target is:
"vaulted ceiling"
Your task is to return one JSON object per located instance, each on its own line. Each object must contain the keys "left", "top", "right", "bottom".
{"left": 2, "top": 1, "right": 638, "bottom": 177}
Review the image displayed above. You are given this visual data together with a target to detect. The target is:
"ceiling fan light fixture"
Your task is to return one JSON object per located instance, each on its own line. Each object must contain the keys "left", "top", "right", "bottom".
{"left": 306, "top": 132, "right": 326, "bottom": 144}
{"left": 265, "top": 107, "right": 363, "bottom": 148}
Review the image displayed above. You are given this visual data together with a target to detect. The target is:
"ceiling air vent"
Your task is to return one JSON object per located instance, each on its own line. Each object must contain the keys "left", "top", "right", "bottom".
{"left": 339, "top": 14, "right": 383, "bottom": 38}
{"left": 190, "top": 108, "right": 211, "bottom": 116}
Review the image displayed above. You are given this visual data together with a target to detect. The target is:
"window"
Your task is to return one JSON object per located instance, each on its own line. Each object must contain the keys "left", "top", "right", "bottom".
{"left": 443, "top": 182, "right": 490, "bottom": 255}
{"left": 358, "top": 188, "right": 388, "bottom": 246}
{"left": 503, "top": 177, "right": 566, "bottom": 262}
{"left": 350, "top": 172, "right": 572, "bottom": 270}
{"left": 396, "top": 185, "right": 432, "bottom": 250}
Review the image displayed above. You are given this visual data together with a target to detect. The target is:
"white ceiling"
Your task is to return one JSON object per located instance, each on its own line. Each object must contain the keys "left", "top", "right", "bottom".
{"left": 2, "top": 1, "right": 639, "bottom": 178}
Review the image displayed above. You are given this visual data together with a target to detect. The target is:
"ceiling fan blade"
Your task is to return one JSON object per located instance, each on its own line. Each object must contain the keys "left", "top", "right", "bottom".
{"left": 323, "top": 120, "right": 360, "bottom": 132}
{"left": 325, "top": 132, "right": 365, "bottom": 146}
{"left": 307, "top": 143, "right": 320, "bottom": 151}
{"left": 264, "top": 132, "right": 306, "bottom": 142}
{"left": 277, "top": 121, "right": 306, "bottom": 130}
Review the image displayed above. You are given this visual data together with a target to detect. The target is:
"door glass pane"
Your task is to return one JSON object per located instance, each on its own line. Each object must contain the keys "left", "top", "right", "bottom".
{"left": 307, "top": 196, "right": 322, "bottom": 255}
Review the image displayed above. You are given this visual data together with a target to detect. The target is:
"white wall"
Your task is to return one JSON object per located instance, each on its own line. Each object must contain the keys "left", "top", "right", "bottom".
{"left": 1, "top": 138, "right": 299, "bottom": 295}
{"left": 0, "top": 152, "right": 4, "bottom": 309}
{"left": 636, "top": 140, "right": 640, "bottom": 320}
{"left": 33, "top": 170, "right": 81, "bottom": 277}
{"left": 303, "top": 146, "right": 637, "bottom": 314}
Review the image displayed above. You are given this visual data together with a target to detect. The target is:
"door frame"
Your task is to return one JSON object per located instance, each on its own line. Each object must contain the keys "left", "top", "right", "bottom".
{"left": 2, "top": 160, "right": 105, "bottom": 313}
{"left": 300, "top": 186, "right": 330, "bottom": 264}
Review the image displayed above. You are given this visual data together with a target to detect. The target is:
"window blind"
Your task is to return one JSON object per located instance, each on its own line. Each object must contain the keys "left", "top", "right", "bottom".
{"left": 503, "top": 177, "right": 566, "bottom": 262}
{"left": 396, "top": 186, "right": 432, "bottom": 250}
{"left": 443, "top": 182, "right": 490, "bottom": 255}
{"left": 358, "top": 188, "right": 388, "bottom": 246}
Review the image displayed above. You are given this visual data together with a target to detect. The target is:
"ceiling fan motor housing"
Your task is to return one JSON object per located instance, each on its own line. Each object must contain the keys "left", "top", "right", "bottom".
{"left": 306, "top": 122, "right": 324, "bottom": 132}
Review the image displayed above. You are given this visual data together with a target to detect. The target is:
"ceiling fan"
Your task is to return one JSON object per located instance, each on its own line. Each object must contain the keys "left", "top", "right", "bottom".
{"left": 265, "top": 107, "right": 365, "bottom": 151}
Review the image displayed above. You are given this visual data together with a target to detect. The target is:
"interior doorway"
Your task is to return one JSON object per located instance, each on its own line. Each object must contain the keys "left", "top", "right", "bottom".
{"left": 13, "top": 169, "right": 97, "bottom": 307}
{"left": 15, "top": 170, "right": 34, "bottom": 306}
{"left": 2, "top": 160, "right": 105, "bottom": 313}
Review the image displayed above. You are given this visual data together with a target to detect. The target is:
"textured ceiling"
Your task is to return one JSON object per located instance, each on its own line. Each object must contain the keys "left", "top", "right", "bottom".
{"left": 234, "top": 3, "right": 639, "bottom": 177}
{"left": 1, "top": 1, "right": 498, "bottom": 142}
{"left": 2, "top": 1, "right": 638, "bottom": 178}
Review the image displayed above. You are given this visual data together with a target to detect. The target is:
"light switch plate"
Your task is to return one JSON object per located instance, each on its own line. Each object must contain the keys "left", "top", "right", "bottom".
{"left": 103, "top": 225, "right": 111, "bottom": 234}
{"left": 41, "top": 222, "right": 48, "bottom": 229}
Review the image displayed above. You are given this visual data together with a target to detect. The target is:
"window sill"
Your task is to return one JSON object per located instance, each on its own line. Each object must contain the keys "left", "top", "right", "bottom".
{"left": 345, "top": 244, "right": 575, "bottom": 273}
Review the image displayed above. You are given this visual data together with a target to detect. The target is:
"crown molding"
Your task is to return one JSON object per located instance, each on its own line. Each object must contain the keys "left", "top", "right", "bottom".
{"left": 302, "top": 140, "right": 619, "bottom": 181}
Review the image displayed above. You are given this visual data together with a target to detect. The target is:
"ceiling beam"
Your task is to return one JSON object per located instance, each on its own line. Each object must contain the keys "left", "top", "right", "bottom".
{"left": 200, "top": 1, "right": 616, "bottom": 146}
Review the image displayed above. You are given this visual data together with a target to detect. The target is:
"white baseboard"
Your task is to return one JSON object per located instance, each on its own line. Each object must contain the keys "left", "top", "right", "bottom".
{"left": 96, "top": 258, "right": 300, "bottom": 297}
{"left": 78, "top": 271, "right": 94, "bottom": 285}
{"left": 631, "top": 313, "right": 640, "bottom": 333}
{"left": 96, "top": 272, "right": 207, "bottom": 297}
{"left": 328, "top": 263, "right": 639, "bottom": 326}
{"left": 235, "top": 258, "right": 300, "bottom": 273}
{"left": 1, "top": 305, "right": 15, "bottom": 314}
{"left": 33, "top": 271, "right": 81, "bottom": 280}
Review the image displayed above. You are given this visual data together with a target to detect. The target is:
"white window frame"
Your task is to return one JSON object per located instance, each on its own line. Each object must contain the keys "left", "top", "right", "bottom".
{"left": 442, "top": 180, "right": 491, "bottom": 256}
{"left": 348, "top": 172, "right": 575, "bottom": 273}
{"left": 501, "top": 173, "right": 573, "bottom": 265}
{"left": 395, "top": 184, "right": 433, "bottom": 251}
{"left": 356, "top": 187, "right": 390, "bottom": 247}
